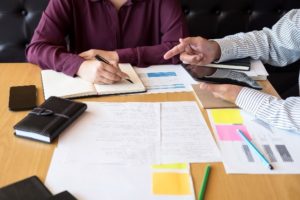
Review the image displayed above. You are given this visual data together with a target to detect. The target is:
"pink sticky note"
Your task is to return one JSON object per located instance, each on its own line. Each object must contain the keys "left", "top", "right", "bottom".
{"left": 216, "top": 125, "right": 252, "bottom": 141}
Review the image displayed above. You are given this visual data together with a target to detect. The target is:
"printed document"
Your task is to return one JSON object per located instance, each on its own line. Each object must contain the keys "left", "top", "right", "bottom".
{"left": 134, "top": 65, "right": 197, "bottom": 94}
{"left": 207, "top": 108, "right": 300, "bottom": 174}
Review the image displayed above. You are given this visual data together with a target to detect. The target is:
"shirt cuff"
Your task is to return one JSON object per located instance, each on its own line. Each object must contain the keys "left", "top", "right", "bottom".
{"left": 213, "top": 39, "right": 238, "bottom": 62}
{"left": 116, "top": 48, "right": 137, "bottom": 65}
{"left": 235, "top": 87, "right": 276, "bottom": 116}
{"left": 62, "top": 55, "right": 85, "bottom": 77}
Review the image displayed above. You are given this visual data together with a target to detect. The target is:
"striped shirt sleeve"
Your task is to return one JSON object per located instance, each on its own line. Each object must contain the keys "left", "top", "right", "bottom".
{"left": 214, "top": 9, "right": 300, "bottom": 66}
{"left": 236, "top": 88, "right": 300, "bottom": 132}
{"left": 213, "top": 9, "right": 300, "bottom": 132}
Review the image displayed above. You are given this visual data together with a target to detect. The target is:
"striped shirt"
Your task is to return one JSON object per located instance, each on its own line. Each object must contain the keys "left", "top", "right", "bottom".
{"left": 214, "top": 9, "right": 300, "bottom": 133}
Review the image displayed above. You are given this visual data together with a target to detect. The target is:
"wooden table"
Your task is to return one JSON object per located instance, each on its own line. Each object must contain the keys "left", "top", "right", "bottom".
{"left": 1, "top": 63, "right": 299, "bottom": 200}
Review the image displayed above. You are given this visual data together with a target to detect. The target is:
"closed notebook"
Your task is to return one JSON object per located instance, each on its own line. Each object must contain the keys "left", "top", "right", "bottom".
{"left": 0, "top": 176, "right": 52, "bottom": 200}
{"left": 192, "top": 84, "right": 237, "bottom": 109}
{"left": 41, "top": 64, "right": 146, "bottom": 99}
{"left": 14, "top": 96, "right": 87, "bottom": 143}
{"left": 204, "top": 58, "right": 251, "bottom": 71}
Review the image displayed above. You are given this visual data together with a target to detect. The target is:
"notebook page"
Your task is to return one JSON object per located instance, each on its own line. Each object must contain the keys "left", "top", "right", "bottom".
{"left": 41, "top": 70, "right": 97, "bottom": 99}
{"left": 94, "top": 63, "right": 146, "bottom": 95}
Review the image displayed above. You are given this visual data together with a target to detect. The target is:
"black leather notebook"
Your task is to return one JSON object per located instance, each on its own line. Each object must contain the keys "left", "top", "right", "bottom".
{"left": 48, "top": 191, "right": 77, "bottom": 200}
{"left": 0, "top": 176, "right": 52, "bottom": 200}
{"left": 14, "top": 96, "right": 87, "bottom": 143}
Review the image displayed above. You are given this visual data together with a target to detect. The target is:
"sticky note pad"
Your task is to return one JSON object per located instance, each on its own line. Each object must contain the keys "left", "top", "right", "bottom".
{"left": 211, "top": 109, "right": 243, "bottom": 124}
{"left": 152, "top": 163, "right": 188, "bottom": 170}
{"left": 216, "top": 125, "right": 252, "bottom": 141}
{"left": 152, "top": 172, "right": 191, "bottom": 195}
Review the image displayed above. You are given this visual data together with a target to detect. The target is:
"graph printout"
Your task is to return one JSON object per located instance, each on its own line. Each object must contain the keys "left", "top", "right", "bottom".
{"left": 208, "top": 108, "right": 300, "bottom": 174}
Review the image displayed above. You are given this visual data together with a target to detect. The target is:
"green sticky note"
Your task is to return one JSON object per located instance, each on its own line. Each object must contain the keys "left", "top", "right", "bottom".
{"left": 211, "top": 109, "right": 243, "bottom": 124}
{"left": 152, "top": 172, "right": 192, "bottom": 195}
{"left": 152, "top": 163, "right": 188, "bottom": 170}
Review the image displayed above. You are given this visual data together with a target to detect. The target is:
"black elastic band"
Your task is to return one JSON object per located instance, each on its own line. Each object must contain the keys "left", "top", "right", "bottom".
{"left": 29, "top": 107, "right": 70, "bottom": 119}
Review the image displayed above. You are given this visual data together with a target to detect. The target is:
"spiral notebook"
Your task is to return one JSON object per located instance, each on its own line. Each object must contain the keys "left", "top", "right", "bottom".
{"left": 41, "top": 64, "right": 146, "bottom": 99}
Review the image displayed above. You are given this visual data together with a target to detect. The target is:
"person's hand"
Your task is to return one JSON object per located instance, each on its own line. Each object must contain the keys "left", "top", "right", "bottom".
{"left": 76, "top": 60, "right": 129, "bottom": 84}
{"left": 199, "top": 82, "right": 243, "bottom": 103}
{"left": 164, "top": 37, "right": 221, "bottom": 65}
{"left": 79, "top": 49, "right": 119, "bottom": 62}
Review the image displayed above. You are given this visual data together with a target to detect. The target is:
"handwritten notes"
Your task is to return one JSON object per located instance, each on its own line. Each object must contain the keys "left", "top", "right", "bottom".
{"left": 57, "top": 102, "right": 161, "bottom": 164}
{"left": 161, "top": 102, "right": 221, "bottom": 163}
{"left": 57, "top": 102, "right": 220, "bottom": 164}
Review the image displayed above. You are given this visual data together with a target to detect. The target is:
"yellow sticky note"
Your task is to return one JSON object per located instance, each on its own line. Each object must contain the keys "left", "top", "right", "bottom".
{"left": 152, "top": 172, "right": 191, "bottom": 195}
{"left": 211, "top": 109, "right": 243, "bottom": 124}
{"left": 152, "top": 163, "right": 188, "bottom": 170}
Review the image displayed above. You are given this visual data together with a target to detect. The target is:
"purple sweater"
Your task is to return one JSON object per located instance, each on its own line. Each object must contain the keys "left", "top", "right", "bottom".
{"left": 26, "top": 0, "right": 188, "bottom": 76}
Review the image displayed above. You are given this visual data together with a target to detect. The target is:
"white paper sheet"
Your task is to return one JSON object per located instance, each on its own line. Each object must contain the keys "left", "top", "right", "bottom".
{"left": 46, "top": 147, "right": 153, "bottom": 200}
{"left": 46, "top": 148, "right": 195, "bottom": 200}
{"left": 161, "top": 102, "right": 221, "bottom": 163}
{"left": 134, "top": 65, "right": 197, "bottom": 94}
{"left": 46, "top": 101, "right": 222, "bottom": 199}
{"left": 207, "top": 109, "right": 300, "bottom": 174}
{"left": 235, "top": 60, "right": 269, "bottom": 80}
{"left": 57, "top": 102, "right": 161, "bottom": 164}
{"left": 57, "top": 102, "right": 220, "bottom": 165}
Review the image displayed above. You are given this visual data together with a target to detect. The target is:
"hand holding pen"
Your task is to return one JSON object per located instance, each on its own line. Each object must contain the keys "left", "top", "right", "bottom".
{"left": 77, "top": 57, "right": 130, "bottom": 84}
{"left": 95, "top": 55, "right": 133, "bottom": 84}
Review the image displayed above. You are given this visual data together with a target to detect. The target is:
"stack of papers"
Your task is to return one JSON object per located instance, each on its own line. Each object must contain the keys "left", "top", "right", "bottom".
{"left": 54, "top": 102, "right": 220, "bottom": 164}
{"left": 46, "top": 102, "right": 221, "bottom": 199}
{"left": 236, "top": 60, "right": 269, "bottom": 80}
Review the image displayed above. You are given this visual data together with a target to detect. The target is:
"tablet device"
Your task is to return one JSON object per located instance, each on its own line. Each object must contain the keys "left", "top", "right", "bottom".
{"left": 183, "top": 64, "right": 262, "bottom": 90}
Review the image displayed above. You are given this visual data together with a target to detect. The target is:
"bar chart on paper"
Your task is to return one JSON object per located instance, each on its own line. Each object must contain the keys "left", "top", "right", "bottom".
{"left": 207, "top": 108, "right": 300, "bottom": 174}
{"left": 134, "top": 65, "right": 197, "bottom": 93}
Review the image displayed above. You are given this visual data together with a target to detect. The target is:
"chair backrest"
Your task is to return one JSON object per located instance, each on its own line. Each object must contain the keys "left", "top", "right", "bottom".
{"left": 0, "top": 0, "right": 48, "bottom": 62}
{"left": 181, "top": 0, "right": 300, "bottom": 38}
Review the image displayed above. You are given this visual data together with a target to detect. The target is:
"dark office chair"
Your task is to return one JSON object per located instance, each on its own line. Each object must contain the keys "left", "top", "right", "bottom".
{"left": 0, "top": 0, "right": 299, "bottom": 98}
{"left": 0, "top": 0, "right": 48, "bottom": 62}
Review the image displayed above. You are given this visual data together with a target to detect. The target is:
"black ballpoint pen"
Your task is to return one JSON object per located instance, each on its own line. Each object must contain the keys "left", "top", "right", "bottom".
{"left": 95, "top": 54, "right": 133, "bottom": 84}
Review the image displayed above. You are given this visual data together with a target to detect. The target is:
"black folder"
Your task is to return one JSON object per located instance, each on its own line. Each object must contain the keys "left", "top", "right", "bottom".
{"left": 0, "top": 176, "right": 52, "bottom": 200}
{"left": 48, "top": 191, "right": 77, "bottom": 200}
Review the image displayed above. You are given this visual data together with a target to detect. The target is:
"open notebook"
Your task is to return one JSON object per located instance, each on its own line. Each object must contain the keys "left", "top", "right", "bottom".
{"left": 41, "top": 64, "right": 146, "bottom": 99}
